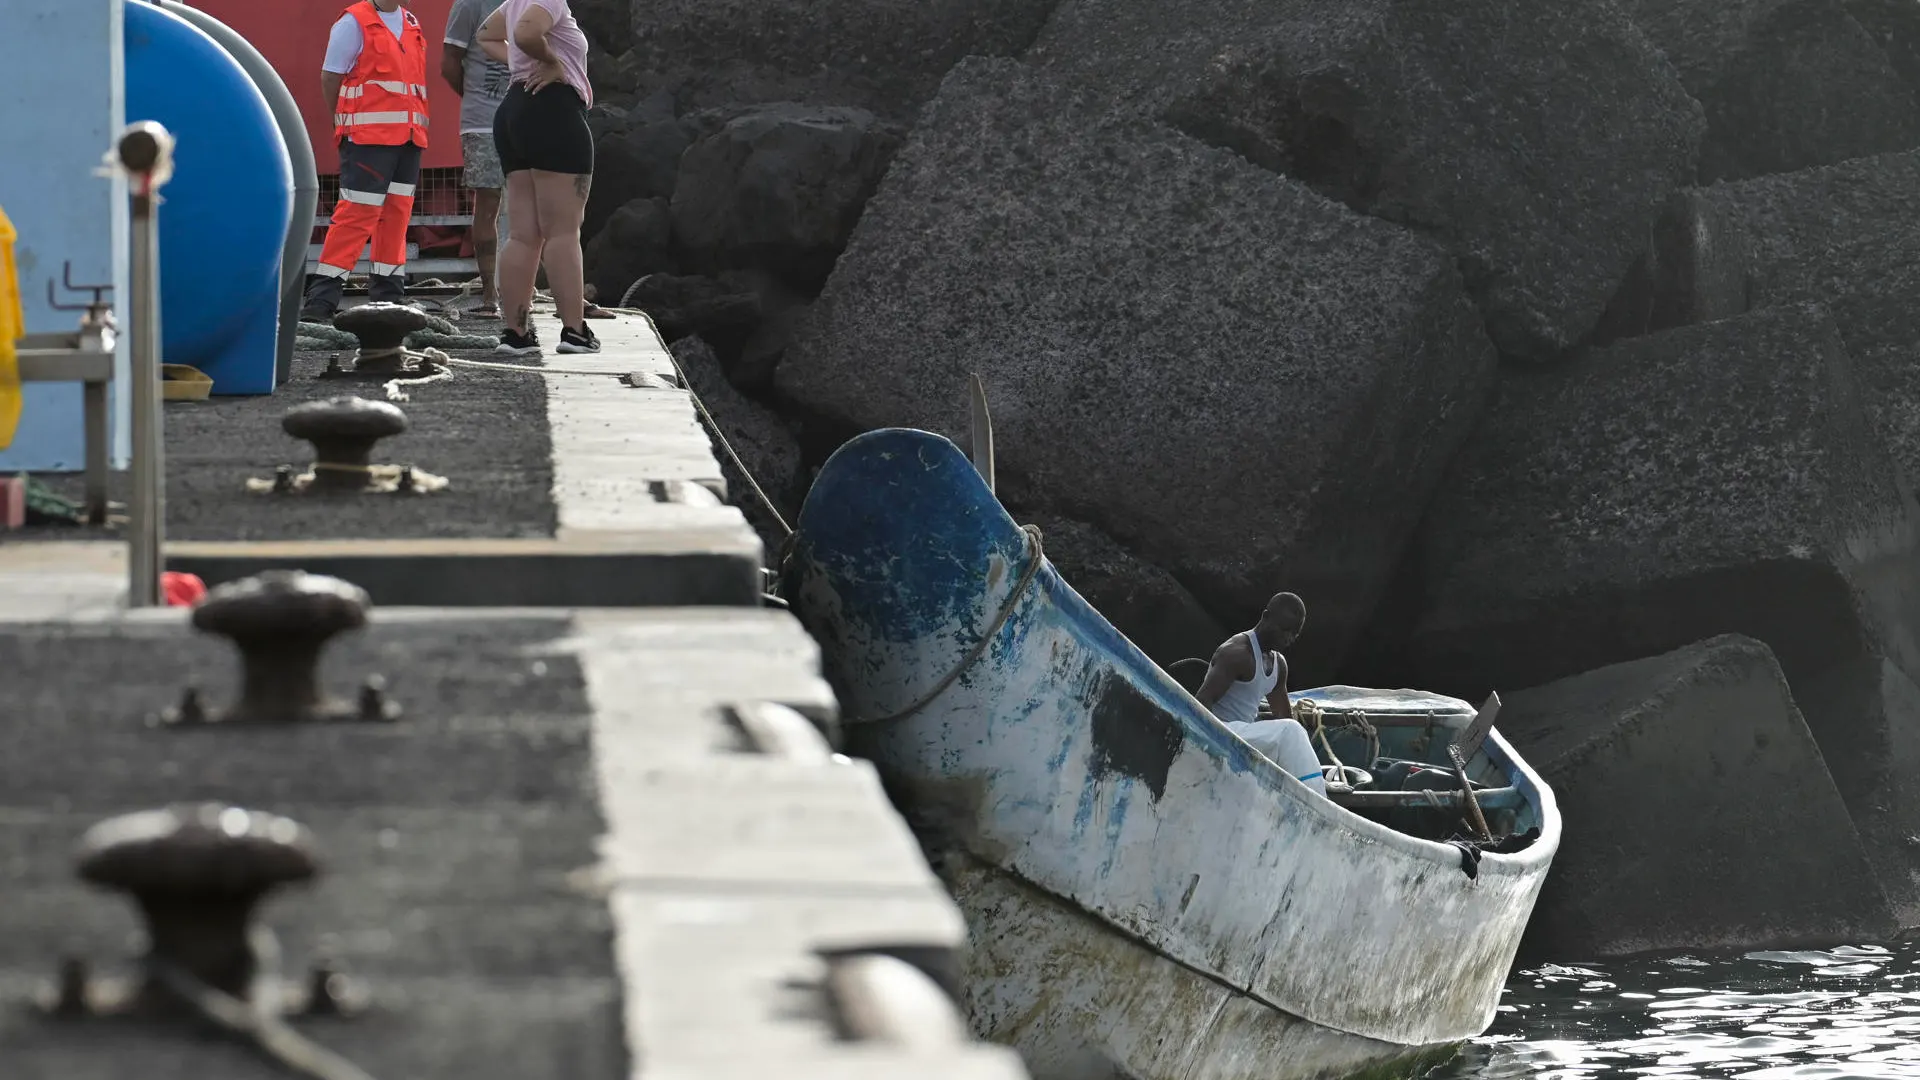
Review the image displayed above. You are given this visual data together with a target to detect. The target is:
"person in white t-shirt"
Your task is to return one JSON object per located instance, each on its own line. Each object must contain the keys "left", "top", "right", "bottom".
{"left": 302, "top": 0, "right": 430, "bottom": 320}
{"left": 1194, "top": 592, "right": 1328, "bottom": 796}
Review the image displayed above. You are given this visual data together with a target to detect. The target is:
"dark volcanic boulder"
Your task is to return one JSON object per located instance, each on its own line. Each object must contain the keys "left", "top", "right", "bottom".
{"left": 1019, "top": 512, "right": 1229, "bottom": 675}
{"left": 1652, "top": 0, "right": 1920, "bottom": 183}
{"left": 582, "top": 197, "right": 674, "bottom": 305}
{"left": 625, "top": 274, "right": 764, "bottom": 357}
{"left": 569, "top": 0, "right": 632, "bottom": 54}
{"left": 1504, "top": 635, "right": 1896, "bottom": 959}
{"left": 730, "top": 299, "right": 808, "bottom": 396}
{"left": 1408, "top": 304, "right": 1920, "bottom": 915}
{"left": 670, "top": 335, "right": 805, "bottom": 561}
{"left": 1028, "top": 0, "right": 1703, "bottom": 363}
{"left": 626, "top": 0, "right": 1058, "bottom": 120}
{"left": 1623, "top": 0, "right": 1867, "bottom": 88}
{"left": 587, "top": 94, "right": 694, "bottom": 241}
{"left": 587, "top": 48, "right": 647, "bottom": 102}
{"left": 1850, "top": 0, "right": 1920, "bottom": 92}
{"left": 779, "top": 58, "right": 1498, "bottom": 680}
{"left": 670, "top": 104, "right": 903, "bottom": 292}
{"left": 1629, "top": 150, "right": 1920, "bottom": 500}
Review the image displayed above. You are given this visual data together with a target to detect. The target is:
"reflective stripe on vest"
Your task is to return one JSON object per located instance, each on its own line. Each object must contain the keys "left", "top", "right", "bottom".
{"left": 333, "top": 1, "right": 429, "bottom": 147}
{"left": 333, "top": 112, "right": 432, "bottom": 129}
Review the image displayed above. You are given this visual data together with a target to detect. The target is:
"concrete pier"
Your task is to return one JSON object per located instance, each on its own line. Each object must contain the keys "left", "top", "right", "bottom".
{"left": 5, "top": 308, "right": 766, "bottom": 607}
{"left": 0, "top": 306, "right": 1027, "bottom": 1078}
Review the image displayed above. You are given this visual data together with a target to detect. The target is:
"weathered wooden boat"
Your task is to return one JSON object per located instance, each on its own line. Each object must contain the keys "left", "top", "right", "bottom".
{"left": 781, "top": 427, "right": 1561, "bottom": 1080}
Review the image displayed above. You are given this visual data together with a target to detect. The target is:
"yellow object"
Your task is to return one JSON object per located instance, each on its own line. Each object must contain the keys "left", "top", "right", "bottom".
{"left": 162, "top": 364, "right": 214, "bottom": 401}
{"left": 0, "top": 203, "right": 22, "bottom": 449}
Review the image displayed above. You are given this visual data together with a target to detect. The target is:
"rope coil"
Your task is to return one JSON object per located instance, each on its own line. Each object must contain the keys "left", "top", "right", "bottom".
{"left": 1292, "top": 698, "right": 1381, "bottom": 777}
{"left": 847, "top": 524, "right": 1045, "bottom": 727}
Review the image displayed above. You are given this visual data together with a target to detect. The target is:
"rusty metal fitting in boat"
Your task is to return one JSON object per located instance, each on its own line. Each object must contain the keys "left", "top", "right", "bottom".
{"left": 163, "top": 570, "right": 398, "bottom": 725}
{"left": 281, "top": 397, "right": 408, "bottom": 492}
{"left": 74, "top": 804, "right": 318, "bottom": 1003}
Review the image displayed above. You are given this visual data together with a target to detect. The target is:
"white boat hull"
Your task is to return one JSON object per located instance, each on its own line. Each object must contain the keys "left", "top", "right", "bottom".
{"left": 943, "top": 854, "right": 1460, "bottom": 1080}
{"left": 784, "top": 429, "right": 1561, "bottom": 1080}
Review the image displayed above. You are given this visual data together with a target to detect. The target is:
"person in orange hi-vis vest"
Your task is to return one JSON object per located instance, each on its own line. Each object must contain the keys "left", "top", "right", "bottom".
{"left": 302, "top": 0, "right": 432, "bottom": 320}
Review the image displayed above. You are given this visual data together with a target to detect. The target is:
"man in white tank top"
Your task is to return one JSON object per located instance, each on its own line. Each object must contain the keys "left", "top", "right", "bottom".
{"left": 1195, "top": 593, "right": 1327, "bottom": 795}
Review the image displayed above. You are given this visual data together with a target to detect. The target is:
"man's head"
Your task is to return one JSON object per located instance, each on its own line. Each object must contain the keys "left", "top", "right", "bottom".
{"left": 371, "top": 0, "right": 403, "bottom": 10}
{"left": 1254, "top": 592, "right": 1306, "bottom": 650}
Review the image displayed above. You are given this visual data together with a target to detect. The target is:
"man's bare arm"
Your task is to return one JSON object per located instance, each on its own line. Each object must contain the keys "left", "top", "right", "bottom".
{"left": 440, "top": 43, "right": 467, "bottom": 96}
{"left": 1263, "top": 653, "right": 1292, "bottom": 719}
{"left": 321, "top": 71, "right": 345, "bottom": 115}
{"left": 477, "top": 9, "right": 509, "bottom": 64}
{"left": 1194, "top": 637, "right": 1252, "bottom": 709}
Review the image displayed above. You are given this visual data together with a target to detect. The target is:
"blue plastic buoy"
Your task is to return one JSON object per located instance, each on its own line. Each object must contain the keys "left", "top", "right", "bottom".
{"left": 125, "top": 1, "right": 293, "bottom": 395}
{"left": 158, "top": 1, "right": 319, "bottom": 390}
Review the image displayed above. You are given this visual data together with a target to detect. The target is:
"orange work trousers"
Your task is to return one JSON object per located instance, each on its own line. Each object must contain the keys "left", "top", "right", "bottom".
{"left": 310, "top": 139, "right": 423, "bottom": 303}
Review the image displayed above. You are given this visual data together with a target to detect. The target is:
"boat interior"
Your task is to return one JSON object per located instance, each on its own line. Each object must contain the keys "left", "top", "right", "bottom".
{"left": 1268, "top": 689, "right": 1541, "bottom": 850}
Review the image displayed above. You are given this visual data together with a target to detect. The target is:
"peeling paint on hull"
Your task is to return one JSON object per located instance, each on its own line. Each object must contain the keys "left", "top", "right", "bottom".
{"left": 785, "top": 428, "right": 1561, "bottom": 1080}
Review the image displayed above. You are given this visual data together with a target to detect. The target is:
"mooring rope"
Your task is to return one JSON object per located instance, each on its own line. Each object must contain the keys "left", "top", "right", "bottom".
{"left": 381, "top": 367, "right": 454, "bottom": 402}
{"left": 845, "top": 524, "right": 1046, "bottom": 727}
{"left": 295, "top": 316, "right": 497, "bottom": 353}
{"left": 641, "top": 309, "right": 795, "bottom": 540}
{"left": 437, "top": 357, "right": 625, "bottom": 377}
{"left": 147, "top": 956, "right": 379, "bottom": 1080}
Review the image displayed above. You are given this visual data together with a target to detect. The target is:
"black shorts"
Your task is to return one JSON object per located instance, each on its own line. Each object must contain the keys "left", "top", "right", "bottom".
{"left": 493, "top": 83, "right": 594, "bottom": 176}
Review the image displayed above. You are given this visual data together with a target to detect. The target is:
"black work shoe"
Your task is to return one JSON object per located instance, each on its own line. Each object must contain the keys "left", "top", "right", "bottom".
{"left": 556, "top": 324, "right": 600, "bottom": 354}
{"left": 302, "top": 272, "right": 345, "bottom": 321}
{"left": 496, "top": 327, "right": 541, "bottom": 357}
{"left": 367, "top": 273, "right": 408, "bottom": 305}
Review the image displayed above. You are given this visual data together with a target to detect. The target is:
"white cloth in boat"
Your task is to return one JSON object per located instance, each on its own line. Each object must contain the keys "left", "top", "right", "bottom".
{"left": 1227, "top": 718, "right": 1330, "bottom": 796}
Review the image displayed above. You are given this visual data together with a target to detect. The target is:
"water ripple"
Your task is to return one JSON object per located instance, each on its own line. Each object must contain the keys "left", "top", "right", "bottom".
{"left": 1423, "top": 940, "right": 1920, "bottom": 1079}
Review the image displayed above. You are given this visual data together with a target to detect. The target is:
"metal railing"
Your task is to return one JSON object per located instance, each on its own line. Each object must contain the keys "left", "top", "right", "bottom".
{"left": 312, "top": 167, "right": 479, "bottom": 278}
{"left": 15, "top": 266, "right": 116, "bottom": 525}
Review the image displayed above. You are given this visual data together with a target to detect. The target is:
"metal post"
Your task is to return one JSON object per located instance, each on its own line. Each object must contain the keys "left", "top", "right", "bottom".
{"left": 83, "top": 380, "right": 108, "bottom": 525}
{"left": 121, "top": 121, "right": 174, "bottom": 608}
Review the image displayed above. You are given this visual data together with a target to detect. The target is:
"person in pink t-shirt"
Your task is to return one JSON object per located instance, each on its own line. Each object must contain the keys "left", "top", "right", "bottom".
{"left": 476, "top": 0, "right": 599, "bottom": 356}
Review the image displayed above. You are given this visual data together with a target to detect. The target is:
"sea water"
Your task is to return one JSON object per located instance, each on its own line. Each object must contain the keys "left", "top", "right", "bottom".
{"left": 1423, "top": 941, "right": 1920, "bottom": 1079}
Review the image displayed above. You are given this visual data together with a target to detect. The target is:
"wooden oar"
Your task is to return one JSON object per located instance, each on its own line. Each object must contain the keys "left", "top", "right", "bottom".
{"left": 967, "top": 373, "right": 995, "bottom": 493}
{"left": 1450, "top": 693, "right": 1501, "bottom": 843}
{"left": 1449, "top": 743, "right": 1494, "bottom": 843}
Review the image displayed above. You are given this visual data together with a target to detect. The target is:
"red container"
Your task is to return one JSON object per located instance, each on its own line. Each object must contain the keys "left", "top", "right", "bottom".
{"left": 184, "top": 0, "right": 466, "bottom": 175}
